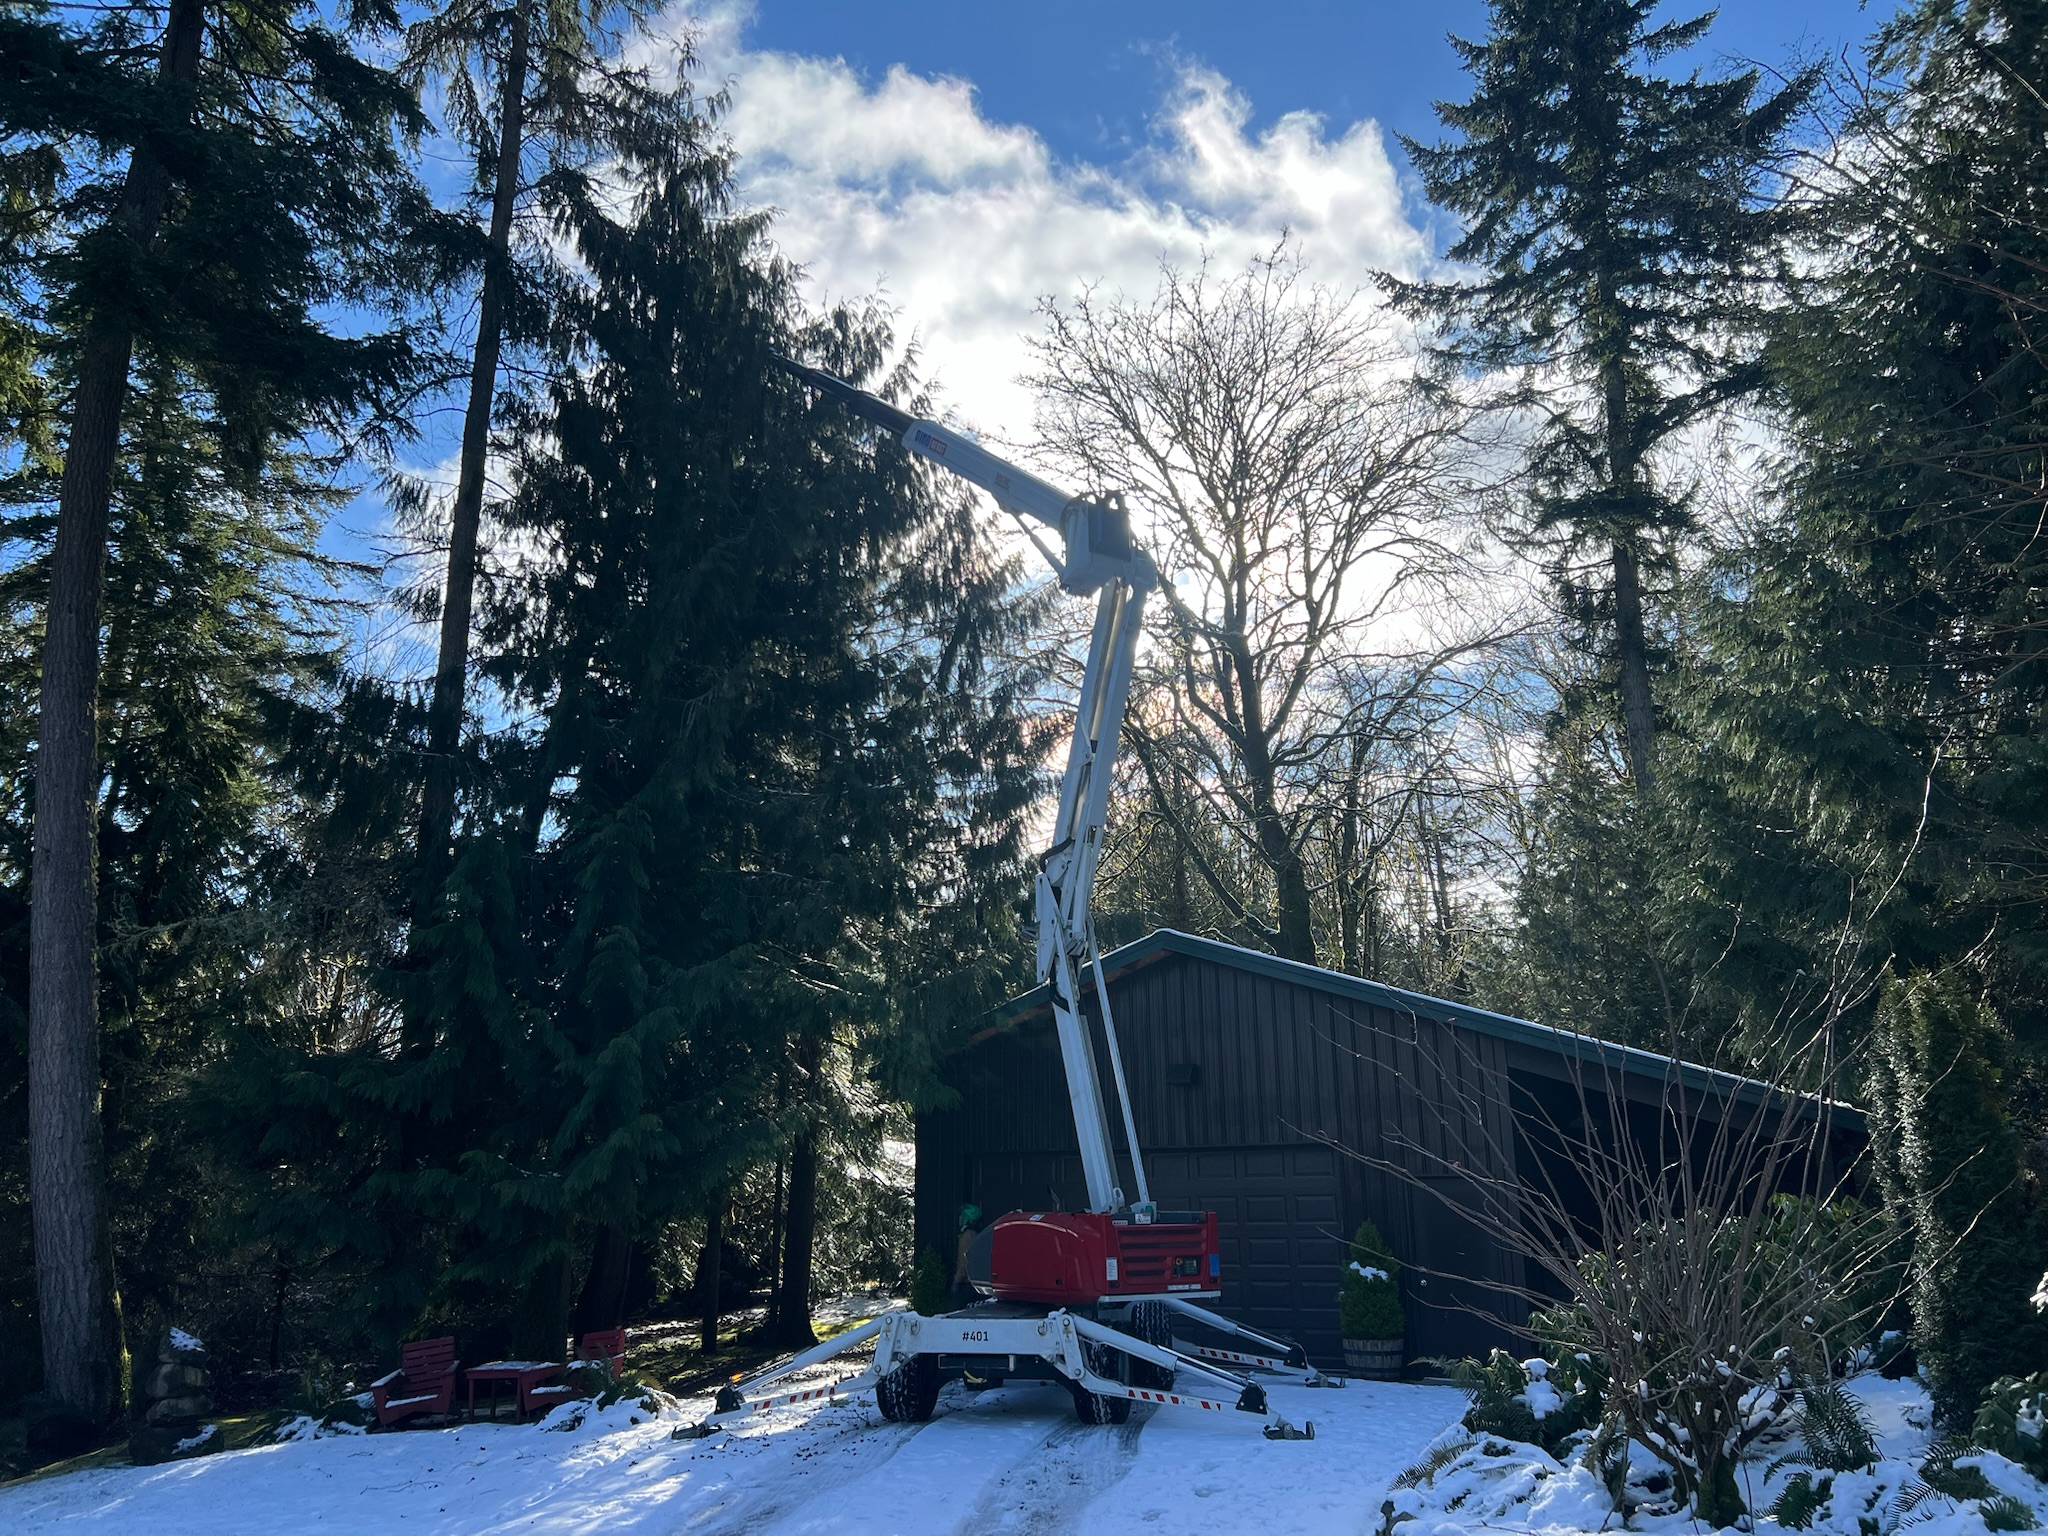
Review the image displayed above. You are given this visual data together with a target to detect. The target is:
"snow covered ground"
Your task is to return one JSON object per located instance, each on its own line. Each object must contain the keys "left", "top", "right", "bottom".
{"left": 0, "top": 1373, "right": 1466, "bottom": 1534}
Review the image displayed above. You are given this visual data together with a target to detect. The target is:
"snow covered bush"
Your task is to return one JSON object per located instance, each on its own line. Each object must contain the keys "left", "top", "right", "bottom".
{"left": 1970, "top": 1373, "right": 2048, "bottom": 1481}
{"left": 1378, "top": 1431, "right": 1618, "bottom": 1536}
{"left": 1443, "top": 1347, "right": 1602, "bottom": 1459}
{"left": 274, "top": 1392, "right": 373, "bottom": 1442}
{"left": 1340, "top": 1221, "right": 1405, "bottom": 1340}
{"left": 1388, "top": 1373, "right": 2048, "bottom": 1536}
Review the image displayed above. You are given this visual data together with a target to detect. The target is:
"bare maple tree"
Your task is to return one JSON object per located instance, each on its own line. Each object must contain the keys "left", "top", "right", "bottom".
{"left": 1029, "top": 250, "right": 1478, "bottom": 965}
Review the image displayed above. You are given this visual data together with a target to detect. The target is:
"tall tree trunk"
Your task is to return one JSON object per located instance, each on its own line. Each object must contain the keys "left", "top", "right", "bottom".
{"left": 773, "top": 1125, "right": 820, "bottom": 1348}
{"left": 413, "top": 0, "right": 530, "bottom": 924}
{"left": 29, "top": 0, "right": 204, "bottom": 1426}
{"left": 765, "top": 1149, "right": 784, "bottom": 1328}
{"left": 1258, "top": 808, "right": 1316, "bottom": 965}
{"left": 1611, "top": 542, "right": 1657, "bottom": 798}
{"left": 573, "top": 1224, "right": 634, "bottom": 1335}
{"left": 268, "top": 1254, "right": 289, "bottom": 1370}
{"left": 1231, "top": 642, "right": 1316, "bottom": 964}
{"left": 1600, "top": 347, "right": 1657, "bottom": 799}
{"left": 510, "top": 1247, "right": 572, "bottom": 1364}
{"left": 696, "top": 1191, "right": 724, "bottom": 1355}
{"left": 1337, "top": 747, "right": 1364, "bottom": 976}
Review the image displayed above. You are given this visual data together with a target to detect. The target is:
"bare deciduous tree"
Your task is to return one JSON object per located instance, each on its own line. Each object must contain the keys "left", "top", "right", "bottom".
{"left": 1029, "top": 249, "right": 1474, "bottom": 965}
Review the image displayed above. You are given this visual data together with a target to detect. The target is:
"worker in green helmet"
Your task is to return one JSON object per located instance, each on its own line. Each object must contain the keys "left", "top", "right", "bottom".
{"left": 952, "top": 1202, "right": 983, "bottom": 1307}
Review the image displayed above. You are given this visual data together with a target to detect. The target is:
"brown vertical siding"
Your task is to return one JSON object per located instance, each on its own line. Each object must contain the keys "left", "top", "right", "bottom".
{"left": 928, "top": 938, "right": 1860, "bottom": 1365}
{"left": 936, "top": 949, "right": 1533, "bottom": 1362}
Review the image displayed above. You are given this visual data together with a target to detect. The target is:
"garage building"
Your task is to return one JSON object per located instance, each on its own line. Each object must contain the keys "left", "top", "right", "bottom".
{"left": 913, "top": 929, "right": 1865, "bottom": 1369}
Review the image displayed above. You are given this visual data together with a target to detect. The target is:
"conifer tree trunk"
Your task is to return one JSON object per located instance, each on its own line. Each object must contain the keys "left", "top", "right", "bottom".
{"left": 1603, "top": 346, "right": 1657, "bottom": 798}
{"left": 696, "top": 1192, "right": 724, "bottom": 1355}
{"left": 415, "top": 0, "right": 528, "bottom": 920}
{"left": 29, "top": 0, "right": 204, "bottom": 1425}
{"left": 773, "top": 1127, "right": 819, "bottom": 1348}
{"left": 573, "top": 1224, "right": 633, "bottom": 1334}
{"left": 764, "top": 1149, "right": 784, "bottom": 1328}
{"left": 1611, "top": 543, "right": 1657, "bottom": 797}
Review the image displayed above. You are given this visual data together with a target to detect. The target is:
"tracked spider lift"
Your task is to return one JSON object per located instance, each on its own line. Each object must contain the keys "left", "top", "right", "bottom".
{"left": 688, "top": 357, "right": 1328, "bottom": 1441}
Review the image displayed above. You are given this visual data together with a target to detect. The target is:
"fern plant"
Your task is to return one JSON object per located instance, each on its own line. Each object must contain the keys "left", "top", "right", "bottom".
{"left": 1796, "top": 1382, "right": 1880, "bottom": 1473}
{"left": 1772, "top": 1470, "right": 1835, "bottom": 1530}
{"left": 1981, "top": 1494, "right": 2038, "bottom": 1532}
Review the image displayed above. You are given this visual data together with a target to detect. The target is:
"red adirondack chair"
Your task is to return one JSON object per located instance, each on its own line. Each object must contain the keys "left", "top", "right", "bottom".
{"left": 370, "top": 1336, "right": 459, "bottom": 1427}
{"left": 577, "top": 1328, "right": 627, "bottom": 1375}
{"left": 522, "top": 1329, "right": 629, "bottom": 1417}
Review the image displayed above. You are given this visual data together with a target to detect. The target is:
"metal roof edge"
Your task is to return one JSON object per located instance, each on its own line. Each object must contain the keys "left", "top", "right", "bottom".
{"left": 989, "top": 927, "right": 1865, "bottom": 1130}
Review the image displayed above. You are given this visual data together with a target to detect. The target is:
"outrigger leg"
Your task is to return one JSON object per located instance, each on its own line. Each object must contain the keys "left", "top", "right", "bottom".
{"left": 1152, "top": 1297, "right": 1343, "bottom": 1387}
{"left": 678, "top": 1310, "right": 1314, "bottom": 1440}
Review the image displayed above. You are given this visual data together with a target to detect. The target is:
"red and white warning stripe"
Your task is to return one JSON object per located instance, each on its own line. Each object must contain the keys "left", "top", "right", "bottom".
{"left": 1120, "top": 1387, "right": 1234, "bottom": 1411}
{"left": 730, "top": 1375, "right": 874, "bottom": 1415}
{"left": 1182, "top": 1342, "right": 1290, "bottom": 1371}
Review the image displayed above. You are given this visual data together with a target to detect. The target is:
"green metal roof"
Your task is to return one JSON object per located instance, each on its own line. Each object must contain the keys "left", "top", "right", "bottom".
{"left": 994, "top": 927, "right": 1865, "bottom": 1130}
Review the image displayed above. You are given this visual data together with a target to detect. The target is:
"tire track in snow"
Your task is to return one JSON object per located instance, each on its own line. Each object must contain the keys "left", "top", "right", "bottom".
{"left": 670, "top": 1412, "right": 925, "bottom": 1535}
{"left": 952, "top": 1406, "right": 1153, "bottom": 1536}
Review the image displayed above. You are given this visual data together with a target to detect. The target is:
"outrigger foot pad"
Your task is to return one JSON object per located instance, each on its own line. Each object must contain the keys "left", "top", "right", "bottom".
{"left": 1303, "top": 1369, "right": 1344, "bottom": 1388}
{"left": 674, "top": 1420, "right": 719, "bottom": 1440}
{"left": 1264, "top": 1418, "right": 1315, "bottom": 1441}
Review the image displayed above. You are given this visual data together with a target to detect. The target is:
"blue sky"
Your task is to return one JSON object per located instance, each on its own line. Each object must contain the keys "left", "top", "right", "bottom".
{"left": 646, "top": 0, "right": 1890, "bottom": 434}
{"left": 736, "top": 0, "right": 1881, "bottom": 174}
{"left": 372, "top": 0, "right": 1888, "bottom": 659}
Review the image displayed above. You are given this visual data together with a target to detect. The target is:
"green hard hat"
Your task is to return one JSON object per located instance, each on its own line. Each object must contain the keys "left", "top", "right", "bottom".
{"left": 960, "top": 1203, "right": 982, "bottom": 1228}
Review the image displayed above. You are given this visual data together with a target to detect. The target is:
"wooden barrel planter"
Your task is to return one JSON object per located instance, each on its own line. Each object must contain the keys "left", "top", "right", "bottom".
{"left": 1343, "top": 1338, "right": 1405, "bottom": 1379}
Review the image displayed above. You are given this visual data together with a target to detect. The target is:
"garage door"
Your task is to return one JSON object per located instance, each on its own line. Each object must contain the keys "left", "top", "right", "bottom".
{"left": 1147, "top": 1145, "right": 1343, "bottom": 1364}
{"left": 967, "top": 1144, "right": 1344, "bottom": 1365}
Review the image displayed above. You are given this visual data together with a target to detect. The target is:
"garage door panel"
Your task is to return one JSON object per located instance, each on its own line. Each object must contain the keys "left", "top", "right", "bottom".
{"left": 1293, "top": 1193, "right": 1338, "bottom": 1224}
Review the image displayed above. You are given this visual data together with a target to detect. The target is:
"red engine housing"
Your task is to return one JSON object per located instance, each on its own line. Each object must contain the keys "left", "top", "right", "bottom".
{"left": 987, "top": 1210, "right": 1221, "bottom": 1305}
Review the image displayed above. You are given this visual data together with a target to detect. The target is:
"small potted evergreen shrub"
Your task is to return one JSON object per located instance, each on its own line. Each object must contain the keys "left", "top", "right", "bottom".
{"left": 1340, "top": 1220, "right": 1406, "bottom": 1378}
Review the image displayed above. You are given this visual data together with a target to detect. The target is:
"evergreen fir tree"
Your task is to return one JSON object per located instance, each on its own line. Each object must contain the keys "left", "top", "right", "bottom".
{"left": 211, "top": 117, "right": 1041, "bottom": 1356}
{"left": 1866, "top": 974, "right": 2048, "bottom": 1424}
{"left": 0, "top": 0, "right": 432, "bottom": 1422}
{"left": 1394, "top": 0, "right": 1817, "bottom": 797}
{"left": 1682, "top": 0, "right": 2048, "bottom": 1033}
{"left": 397, "top": 0, "right": 692, "bottom": 925}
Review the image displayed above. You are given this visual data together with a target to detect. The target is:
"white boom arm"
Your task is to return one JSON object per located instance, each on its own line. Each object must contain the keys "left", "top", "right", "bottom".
{"left": 772, "top": 355, "right": 1153, "bottom": 1216}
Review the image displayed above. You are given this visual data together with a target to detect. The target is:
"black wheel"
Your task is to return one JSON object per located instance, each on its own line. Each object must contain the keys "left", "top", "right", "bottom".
{"left": 1120, "top": 1301, "right": 1175, "bottom": 1391}
{"left": 876, "top": 1352, "right": 940, "bottom": 1422}
{"left": 1070, "top": 1381, "right": 1133, "bottom": 1424}
{"left": 1070, "top": 1340, "right": 1133, "bottom": 1424}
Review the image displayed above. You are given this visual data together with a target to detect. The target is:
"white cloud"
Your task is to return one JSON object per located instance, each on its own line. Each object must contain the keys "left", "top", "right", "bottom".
{"left": 657, "top": 1, "right": 1433, "bottom": 438}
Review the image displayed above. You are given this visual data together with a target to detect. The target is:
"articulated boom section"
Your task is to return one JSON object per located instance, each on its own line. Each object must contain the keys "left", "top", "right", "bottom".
{"left": 1036, "top": 567, "right": 1153, "bottom": 1218}
{"left": 743, "top": 354, "right": 1335, "bottom": 1444}
{"left": 767, "top": 349, "right": 1157, "bottom": 1226}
